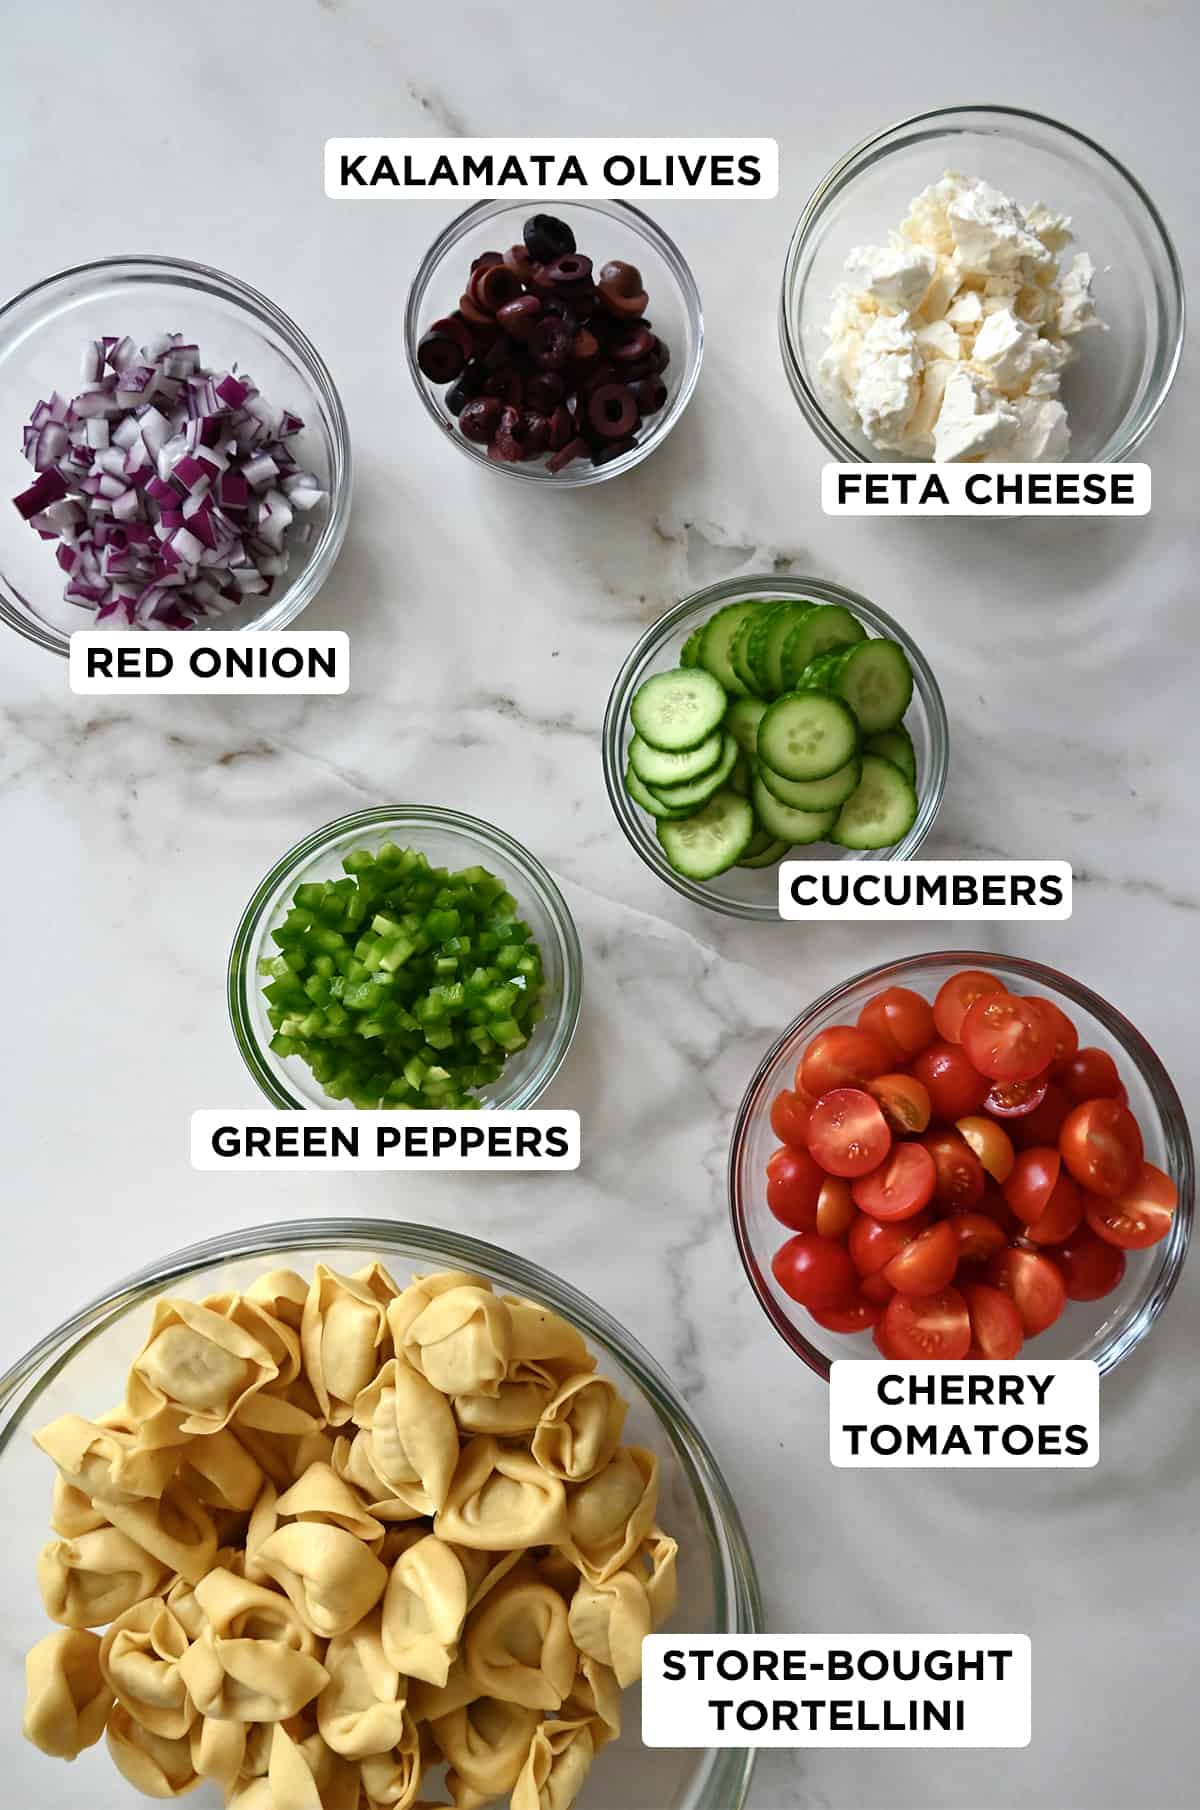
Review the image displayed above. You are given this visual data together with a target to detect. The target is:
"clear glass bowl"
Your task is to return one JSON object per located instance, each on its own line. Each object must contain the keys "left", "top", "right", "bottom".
{"left": 0, "top": 1217, "right": 761, "bottom": 1810}
{"left": 602, "top": 576, "right": 948, "bottom": 920}
{"left": 731, "top": 951, "right": 1194, "bottom": 1379}
{"left": 405, "top": 200, "right": 703, "bottom": 486}
{"left": 780, "top": 106, "right": 1186, "bottom": 462}
{"left": 0, "top": 255, "right": 352, "bottom": 655}
{"left": 229, "top": 806, "right": 583, "bottom": 1110}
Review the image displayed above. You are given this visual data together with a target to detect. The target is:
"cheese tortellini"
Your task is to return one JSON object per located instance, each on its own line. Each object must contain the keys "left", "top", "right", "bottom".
{"left": 23, "top": 1264, "right": 682, "bottom": 1810}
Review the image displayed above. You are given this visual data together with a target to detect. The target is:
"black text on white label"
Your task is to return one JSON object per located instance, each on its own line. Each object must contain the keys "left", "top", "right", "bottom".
{"left": 779, "top": 861, "right": 1071, "bottom": 920}
{"left": 829, "top": 1361, "right": 1099, "bottom": 1468}
{"left": 70, "top": 631, "right": 349, "bottom": 695}
{"left": 190, "top": 1110, "right": 579, "bottom": 1171}
{"left": 822, "top": 463, "right": 1150, "bottom": 516}
{"left": 325, "top": 138, "right": 777, "bottom": 200}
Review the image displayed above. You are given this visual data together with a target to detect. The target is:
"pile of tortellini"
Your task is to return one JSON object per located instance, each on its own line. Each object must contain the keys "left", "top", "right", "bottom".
{"left": 22, "top": 1264, "right": 678, "bottom": 1808}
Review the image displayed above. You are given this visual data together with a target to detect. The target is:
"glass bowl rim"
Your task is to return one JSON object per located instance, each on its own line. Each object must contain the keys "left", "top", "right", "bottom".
{"left": 778, "top": 103, "right": 1188, "bottom": 465}
{"left": 0, "top": 252, "right": 353, "bottom": 656}
{"left": 601, "top": 573, "right": 950, "bottom": 920}
{"left": 729, "top": 947, "right": 1195, "bottom": 1380}
{"left": 403, "top": 198, "right": 704, "bottom": 488}
{"left": 227, "top": 805, "right": 583, "bottom": 1111}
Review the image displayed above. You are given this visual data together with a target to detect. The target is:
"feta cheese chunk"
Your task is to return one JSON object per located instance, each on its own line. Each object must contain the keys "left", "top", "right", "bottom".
{"left": 843, "top": 239, "right": 937, "bottom": 313}
{"left": 932, "top": 368, "right": 1018, "bottom": 462}
{"left": 852, "top": 316, "right": 922, "bottom": 449}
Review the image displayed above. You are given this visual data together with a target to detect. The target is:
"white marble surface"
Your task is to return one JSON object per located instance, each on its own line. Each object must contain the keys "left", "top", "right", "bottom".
{"left": 2, "top": 3, "right": 1199, "bottom": 1806}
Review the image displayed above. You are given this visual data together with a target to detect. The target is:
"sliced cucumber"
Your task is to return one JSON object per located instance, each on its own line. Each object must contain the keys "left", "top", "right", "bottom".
{"left": 751, "top": 772, "right": 837, "bottom": 845}
{"left": 866, "top": 726, "right": 916, "bottom": 785}
{"left": 629, "top": 729, "right": 722, "bottom": 789}
{"left": 624, "top": 763, "right": 694, "bottom": 819}
{"left": 728, "top": 751, "right": 752, "bottom": 797}
{"left": 739, "top": 835, "right": 791, "bottom": 869}
{"left": 757, "top": 690, "right": 859, "bottom": 782}
{"left": 698, "top": 600, "right": 765, "bottom": 699}
{"left": 650, "top": 733, "right": 740, "bottom": 810}
{"left": 752, "top": 602, "right": 815, "bottom": 697}
{"left": 723, "top": 695, "right": 769, "bottom": 757}
{"left": 832, "top": 754, "right": 919, "bottom": 849}
{"left": 799, "top": 639, "right": 913, "bottom": 735}
{"left": 758, "top": 754, "right": 862, "bottom": 812}
{"left": 778, "top": 604, "right": 865, "bottom": 691}
{"left": 630, "top": 666, "right": 726, "bottom": 752}
{"left": 679, "top": 625, "right": 703, "bottom": 669}
{"left": 729, "top": 606, "right": 768, "bottom": 695}
{"left": 656, "top": 788, "right": 755, "bottom": 880}
{"left": 738, "top": 828, "right": 775, "bottom": 863}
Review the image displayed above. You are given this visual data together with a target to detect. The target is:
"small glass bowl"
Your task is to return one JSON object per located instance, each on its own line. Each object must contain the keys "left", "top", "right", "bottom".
{"left": 780, "top": 106, "right": 1186, "bottom": 462}
{"left": 602, "top": 575, "right": 949, "bottom": 920}
{"left": 730, "top": 951, "right": 1194, "bottom": 1379}
{"left": 0, "top": 255, "right": 352, "bottom": 655}
{"left": 0, "top": 1217, "right": 762, "bottom": 1810}
{"left": 228, "top": 806, "right": 582, "bottom": 1109}
{"left": 405, "top": 200, "right": 702, "bottom": 486}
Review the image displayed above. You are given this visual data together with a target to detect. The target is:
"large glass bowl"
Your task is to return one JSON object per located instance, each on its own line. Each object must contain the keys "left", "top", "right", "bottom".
{"left": 0, "top": 255, "right": 352, "bottom": 655}
{"left": 0, "top": 1218, "right": 761, "bottom": 1810}
{"left": 731, "top": 952, "right": 1193, "bottom": 1379}
{"left": 228, "top": 806, "right": 583, "bottom": 1110}
{"left": 405, "top": 200, "right": 702, "bottom": 487}
{"left": 603, "top": 576, "right": 948, "bottom": 920}
{"left": 780, "top": 106, "right": 1185, "bottom": 463}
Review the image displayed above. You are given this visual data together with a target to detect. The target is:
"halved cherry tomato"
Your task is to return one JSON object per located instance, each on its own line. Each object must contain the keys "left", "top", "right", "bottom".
{"left": 860, "top": 1271, "right": 897, "bottom": 1306}
{"left": 1055, "top": 1228, "right": 1127, "bottom": 1300}
{"left": 872, "top": 1318, "right": 898, "bottom": 1357}
{"left": 867, "top": 1072, "right": 932, "bottom": 1134}
{"left": 848, "top": 1210, "right": 931, "bottom": 1276}
{"left": 949, "top": 1210, "right": 1008, "bottom": 1265}
{"left": 882, "top": 1219, "right": 959, "bottom": 1295}
{"left": 911, "top": 1040, "right": 989, "bottom": 1120}
{"left": 815, "top": 1177, "right": 856, "bottom": 1239}
{"left": 1011, "top": 1081, "right": 1071, "bottom": 1149}
{"left": 1060, "top": 1099, "right": 1143, "bottom": 1197}
{"left": 955, "top": 1115, "right": 1015, "bottom": 1183}
{"left": 984, "top": 1073, "right": 1049, "bottom": 1118}
{"left": 1003, "top": 1146, "right": 1061, "bottom": 1225}
{"left": 799, "top": 1025, "right": 893, "bottom": 1097}
{"left": 1060, "top": 1047, "right": 1123, "bottom": 1104}
{"left": 932, "top": 969, "right": 1006, "bottom": 1043}
{"left": 919, "top": 1129, "right": 985, "bottom": 1209}
{"left": 765, "top": 1144, "right": 823, "bottom": 1231}
{"left": 986, "top": 1247, "right": 1067, "bottom": 1337}
{"left": 882, "top": 1286, "right": 972, "bottom": 1359}
{"left": 1023, "top": 1171, "right": 1083, "bottom": 1246}
{"left": 964, "top": 1283, "right": 1024, "bottom": 1359}
{"left": 857, "top": 986, "right": 936, "bottom": 1060}
{"left": 852, "top": 1142, "right": 937, "bottom": 1221}
{"left": 1084, "top": 1162, "right": 1176, "bottom": 1250}
{"left": 961, "top": 992, "right": 1054, "bottom": 1082}
{"left": 771, "top": 1233, "right": 859, "bottom": 1311}
{"left": 770, "top": 1088, "right": 812, "bottom": 1148}
{"left": 1027, "top": 997, "right": 1078, "bottom": 1072}
{"left": 808, "top": 1293, "right": 884, "bottom": 1333}
{"left": 806, "top": 1088, "right": 891, "bottom": 1178}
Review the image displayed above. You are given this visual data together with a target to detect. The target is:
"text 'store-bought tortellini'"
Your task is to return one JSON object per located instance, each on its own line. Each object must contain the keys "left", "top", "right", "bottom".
{"left": 22, "top": 1265, "right": 680, "bottom": 1809}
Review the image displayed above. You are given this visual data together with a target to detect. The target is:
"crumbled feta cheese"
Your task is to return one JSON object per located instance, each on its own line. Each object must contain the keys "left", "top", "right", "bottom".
{"left": 932, "top": 368, "right": 1018, "bottom": 462}
{"left": 851, "top": 315, "right": 922, "bottom": 449}
{"left": 1057, "top": 253, "right": 1102, "bottom": 336}
{"left": 843, "top": 239, "right": 937, "bottom": 313}
{"left": 948, "top": 178, "right": 1056, "bottom": 278}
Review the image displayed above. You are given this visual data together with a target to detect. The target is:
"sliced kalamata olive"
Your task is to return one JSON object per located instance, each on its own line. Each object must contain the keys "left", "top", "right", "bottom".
{"left": 446, "top": 366, "right": 485, "bottom": 414}
{"left": 497, "top": 295, "right": 542, "bottom": 341}
{"left": 631, "top": 375, "right": 668, "bottom": 414}
{"left": 588, "top": 382, "right": 640, "bottom": 439}
{"left": 488, "top": 433, "right": 526, "bottom": 462}
{"left": 472, "top": 263, "right": 524, "bottom": 313}
{"left": 523, "top": 213, "right": 576, "bottom": 262}
{"left": 651, "top": 337, "right": 670, "bottom": 374}
{"left": 571, "top": 328, "right": 600, "bottom": 366}
{"left": 530, "top": 315, "right": 573, "bottom": 371}
{"left": 520, "top": 411, "right": 551, "bottom": 456}
{"left": 546, "top": 253, "right": 593, "bottom": 285}
{"left": 458, "top": 292, "right": 493, "bottom": 327}
{"left": 459, "top": 396, "right": 502, "bottom": 443}
{"left": 599, "top": 259, "right": 643, "bottom": 294}
{"left": 548, "top": 435, "right": 590, "bottom": 473}
{"left": 610, "top": 325, "right": 656, "bottom": 364}
{"left": 547, "top": 405, "right": 575, "bottom": 450}
{"left": 591, "top": 433, "right": 638, "bottom": 464}
{"left": 417, "top": 331, "right": 466, "bottom": 384}
{"left": 483, "top": 369, "right": 523, "bottom": 406}
{"left": 525, "top": 372, "right": 565, "bottom": 412}
{"left": 469, "top": 251, "right": 505, "bottom": 274}
{"left": 504, "top": 243, "right": 535, "bottom": 280}
{"left": 598, "top": 281, "right": 650, "bottom": 319}
{"left": 429, "top": 315, "right": 475, "bottom": 357}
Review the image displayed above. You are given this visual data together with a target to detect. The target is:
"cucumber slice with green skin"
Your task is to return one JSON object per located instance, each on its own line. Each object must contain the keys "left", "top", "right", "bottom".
{"left": 698, "top": 600, "right": 766, "bottom": 699}
{"left": 728, "top": 751, "right": 752, "bottom": 797}
{"left": 649, "top": 733, "right": 739, "bottom": 810}
{"left": 656, "top": 788, "right": 756, "bottom": 880}
{"left": 739, "top": 836, "right": 792, "bottom": 869}
{"left": 629, "top": 729, "right": 722, "bottom": 788}
{"left": 630, "top": 666, "right": 726, "bottom": 751}
{"left": 679, "top": 625, "right": 703, "bottom": 669}
{"left": 778, "top": 604, "right": 866, "bottom": 691}
{"left": 729, "top": 606, "right": 768, "bottom": 695}
{"left": 832, "top": 754, "right": 919, "bottom": 849}
{"left": 799, "top": 639, "right": 914, "bottom": 735}
{"left": 624, "top": 763, "right": 695, "bottom": 819}
{"left": 758, "top": 754, "right": 862, "bottom": 812}
{"left": 755, "top": 602, "right": 816, "bottom": 697}
{"left": 751, "top": 773, "right": 838, "bottom": 845}
{"left": 723, "top": 695, "right": 769, "bottom": 757}
{"left": 757, "top": 689, "right": 860, "bottom": 782}
{"left": 866, "top": 725, "right": 916, "bottom": 785}
{"left": 739, "top": 828, "right": 775, "bottom": 862}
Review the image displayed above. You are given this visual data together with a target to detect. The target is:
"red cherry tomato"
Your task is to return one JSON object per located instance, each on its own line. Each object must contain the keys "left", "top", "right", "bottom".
{"left": 808, "top": 1293, "right": 885, "bottom": 1333}
{"left": 974, "top": 1183, "right": 1022, "bottom": 1239}
{"left": 1060, "top": 1099, "right": 1144, "bottom": 1198}
{"left": 1004, "top": 1146, "right": 1062, "bottom": 1225}
{"left": 1055, "top": 1228, "right": 1127, "bottom": 1301}
{"left": 867, "top": 1072, "right": 932, "bottom": 1134}
{"left": 960, "top": 992, "right": 1055, "bottom": 1082}
{"left": 852, "top": 1142, "right": 937, "bottom": 1222}
{"left": 882, "top": 1287, "right": 972, "bottom": 1360}
{"left": 765, "top": 1144, "right": 823, "bottom": 1231}
{"left": 1084, "top": 1162, "right": 1177, "bottom": 1250}
{"left": 771, "top": 1233, "right": 859, "bottom": 1311}
{"left": 806, "top": 1088, "right": 892, "bottom": 1178}
{"left": 911, "top": 1040, "right": 989, "bottom": 1120}
{"left": 860, "top": 1271, "right": 898, "bottom": 1306}
{"left": 799, "top": 1025, "right": 893, "bottom": 1097}
{"left": 987, "top": 1247, "right": 1067, "bottom": 1337}
{"left": 1023, "top": 1172, "right": 1084, "bottom": 1246}
{"left": 955, "top": 1115, "right": 1015, "bottom": 1183}
{"left": 857, "top": 986, "right": 936, "bottom": 1060}
{"left": 949, "top": 1210, "right": 1008, "bottom": 1266}
{"left": 984, "top": 1073, "right": 1050, "bottom": 1118}
{"left": 932, "top": 968, "right": 1006, "bottom": 1043}
{"left": 1027, "top": 997, "right": 1079, "bottom": 1072}
{"left": 872, "top": 1318, "right": 898, "bottom": 1357}
{"left": 882, "top": 1219, "right": 959, "bottom": 1295}
{"left": 964, "top": 1283, "right": 1024, "bottom": 1359}
{"left": 848, "top": 1210, "right": 931, "bottom": 1276}
{"left": 919, "top": 1129, "right": 985, "bottom": 1209}
{"left": 1011, "top": 1082, "right": 1072, "bottom": 1149}
{"left": 1060, "top": 1047, "right": 1123, "bottom": 1104}
{"left": 815, "top": 1177, "right": 856, "bottom": 1240}
{"left": 770, "top": 1088, "right": 812, "bottom": 1148}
